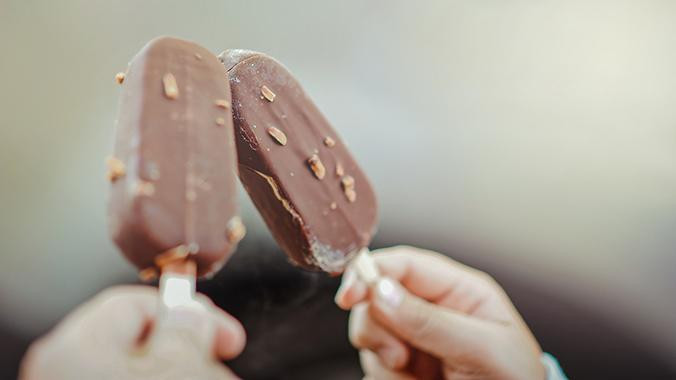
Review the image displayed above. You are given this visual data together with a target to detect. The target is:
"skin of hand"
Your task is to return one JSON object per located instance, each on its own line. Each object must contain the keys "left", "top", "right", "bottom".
{"left": 335, "top": 246, "right": 546, "bottom": 380}
{"left": 20, "top": 285, "right": 246, "bottom": 380}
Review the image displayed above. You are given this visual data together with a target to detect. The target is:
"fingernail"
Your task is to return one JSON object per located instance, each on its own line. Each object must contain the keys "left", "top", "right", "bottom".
{"left": 375, "top": 278, "right": 402, "bottom": 310}
{"left": 335, "top": 269, "right": 356, "bottom": 305}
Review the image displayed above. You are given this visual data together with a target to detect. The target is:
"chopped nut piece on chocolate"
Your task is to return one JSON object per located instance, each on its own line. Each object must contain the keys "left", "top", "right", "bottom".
{"left": 261, "top": 85, "right": 276, "bottom": 102}
{"left": 216, "top": 117, "right": 226, "bottom": 126}
{"left": 267, "top": 126, "right": 287, "bottom": 145}
{"left": 330, "top": 202, "right": 337, "bottom": 210}
{"left": 162, "top": 73, "right": 179, "bottom": 99}
{"left": 341, "top": 175, "right": 355, "bottom": 190}
{"left": 106, "top": 156, "right": 126, "bottom": 182}
{"left": 323, "top": 136, "right": 335, "bottom": 147}
{"left": 214, "top": 99, "right": 231, "bottom": 109}
{"left": 336, "top": 163, "right": 344, "bottom": 177}
{"left": 115, "top": 72, "right": 126, "bottom": 84}
{"left": 341, "top": 175, "right": 356, "bottom": 202}
{"left": 345, "top": 188, "right": 357, "bottom": 202}
{"left": 307, "top": 154, "right": 326, "bottom": 179}
{"left": 138, "top": 267, "right": 158, "bottom": 282}
{"left": 226, "top": 216, "right": 246, "bottom": 243}
{"left": 154, "top": 245, "right": 190, "bottom": 267}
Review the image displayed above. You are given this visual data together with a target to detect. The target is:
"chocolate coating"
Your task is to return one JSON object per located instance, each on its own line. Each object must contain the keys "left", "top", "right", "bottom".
{"left": 109, "top": 37, "right": 241, "bottom": 277}
{"left": 220, "top": 50, "right": 378, "bottom": 272}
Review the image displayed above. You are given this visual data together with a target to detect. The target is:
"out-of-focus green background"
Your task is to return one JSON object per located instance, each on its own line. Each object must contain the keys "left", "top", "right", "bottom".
{"left": 1, "top": 1, "right": 675, "bottom": 378}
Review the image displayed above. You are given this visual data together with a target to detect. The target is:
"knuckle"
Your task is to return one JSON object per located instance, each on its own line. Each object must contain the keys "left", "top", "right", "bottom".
{"left": 193, "top": 292, "right": 215, "bottom": 308}
{"left": 91, "top": 285, "right": 155, "bottom": 313}
{"left": 393, "top": 244, "right": 416, "bottom": 252}
{"left": 392, "top": 245, "right": 423, "bottom": 257}
{"left": 375, "top": 245, "right": 417, "bottom": 257}
{"left": 407, "top": 306, "right": 438, "bottom": 342}
{"left": 474, "top": 270, "right": 496, "bottom": 286}
{"left": 92, "top": 286, "right": 133, "bottom": 310}
{"left": 95, "top": 285, "right": 129, "bottom": 300}
{"left": 95, "top": 285, "right": 148, "bottom": 302}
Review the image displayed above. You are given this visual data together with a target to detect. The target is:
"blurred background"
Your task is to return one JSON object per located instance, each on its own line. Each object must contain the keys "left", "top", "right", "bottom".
{"left": 1, "top": 0, "right": 675, "bottom": 378}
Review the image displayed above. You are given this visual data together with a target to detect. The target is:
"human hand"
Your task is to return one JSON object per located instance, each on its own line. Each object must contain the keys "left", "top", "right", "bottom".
{"left": 335, "top": 246, "right": 545, "bottom": 380}
{"left": 20, "top": 285, "right": 245, "bottom": 380}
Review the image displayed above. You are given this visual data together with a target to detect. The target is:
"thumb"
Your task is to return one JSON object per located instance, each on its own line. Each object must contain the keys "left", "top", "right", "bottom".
{"left": 369, "top": 277, "right": 496, "bottom": 362}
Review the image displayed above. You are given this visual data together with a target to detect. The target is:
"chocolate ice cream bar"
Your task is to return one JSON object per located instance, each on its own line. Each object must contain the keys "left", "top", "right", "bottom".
{"left": 220, "top": 50, "right": 377, "bottom": 273}
{"left": 108, "top": 37, "right": 244, "bottom": 278}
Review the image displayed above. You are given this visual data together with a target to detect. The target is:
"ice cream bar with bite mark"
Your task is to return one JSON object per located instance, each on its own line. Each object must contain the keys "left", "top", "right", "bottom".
{"left": 108, "top": 37, "right": 244, "bottom": 278}
{"left": 220, "top": 50, "right": 377, "bottom": 273}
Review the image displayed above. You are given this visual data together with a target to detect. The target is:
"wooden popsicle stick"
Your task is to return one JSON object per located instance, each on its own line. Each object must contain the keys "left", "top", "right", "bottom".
{"left": 159, "top": 259, "right": 198, "bottom": 310}
{"left": 352, "top": 247, "right": 380, "bottom": 285}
